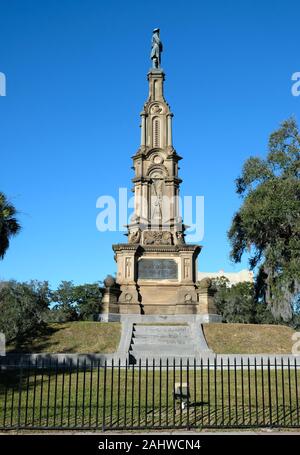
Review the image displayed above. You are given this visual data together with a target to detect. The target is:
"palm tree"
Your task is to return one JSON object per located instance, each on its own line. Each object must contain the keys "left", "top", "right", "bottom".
{"left": 0, "top": 192, "right": 21, "bottom": 259}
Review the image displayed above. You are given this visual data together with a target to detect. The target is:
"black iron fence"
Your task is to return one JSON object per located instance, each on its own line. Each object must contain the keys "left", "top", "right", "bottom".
{"left": 0, "top": 358, "right": 299, "bottom": 430}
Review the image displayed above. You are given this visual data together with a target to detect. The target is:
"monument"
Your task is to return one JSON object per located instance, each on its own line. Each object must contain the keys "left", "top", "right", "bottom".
{"left": 101, "top": 29, "right": 218, "bottom": 321}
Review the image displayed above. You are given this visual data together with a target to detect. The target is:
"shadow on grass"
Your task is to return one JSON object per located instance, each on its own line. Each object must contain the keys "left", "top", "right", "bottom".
{"left": 6, "top": 324, "right": 63, "bottom": 354}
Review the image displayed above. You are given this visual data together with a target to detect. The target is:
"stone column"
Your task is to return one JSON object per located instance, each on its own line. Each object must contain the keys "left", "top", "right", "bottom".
{"left": 140, "top": 112, "right": 146, "bottom": 146}
{"left": 167, "top": 113, "right": 173, "bottom": 146}
{"left": 147, "top": 69, "right": 165, "bottom": 102}
{"left": 197, "top": 278, "right": 218, "bottom": 314}
{"left": 99, "top": 275, "right": 120, "bottom": 322}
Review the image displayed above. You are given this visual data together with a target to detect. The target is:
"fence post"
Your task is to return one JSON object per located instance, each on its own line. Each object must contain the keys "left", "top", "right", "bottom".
{"left": 241, "top": 357, "right": 245, "bottom": 425}
{"left": 221, "top": 357, "right": 224, "bottom": 425}
{"left": 294, "top": 357, "right": 299, "bottom": 426}
{"left": 17, "top": 360, "right": 24, "bottom": 429}
{"left": 67, "top": 359, "right": 72, "bottom": 427}
{"left": 95, "top": 359, "right": 100, "bottom": 429}
{"left": 152, "top": 359, "right": 155, "bottom": 427}
{"left": 166, "top": 358, "right": 169, "bottom": 427}
{"left": 267, "top": 357, "right": 272, "bottom": 427}
{"left": 39, "top": 359, "right": 45, "bottom": 427}
{"left": 247, "top": 357, "right": 251, "bottom": 426}
{"left": 138, "top": 358, "right": 141, "bottom": 427}
{"left": 102, "top": 360, "right": 107, "bottom": 431}
{"left": 24, "top": 359, "right": 31, "bottom": 428}
{"left": 145, "top": 358, "right": 148, "bottom": 428}
{"left": 82, "top": 358, "right": 87, "bottom": 428}
{"left": 193, "top": 357, "right": 196, "bottom": 428}
{"left": 74, "top": 358, "right": 79, "bottom": 428}
{"left": 88, "top": 359, "right": 93, "bottom": 429}
{"left": 187, "top": 358, "right": 190, "bottom": 430}
{"left": 117, "top": 358, "right": 121, "bottom": 427}
{"left": 60, "top": 358, "right": 65, "bottom": 428}
{"left": 110, "top": 358, "right": 114, "bottom": 429}
{"left": 124, "top": 358, "right": 128, "bottom": 429}
{"left": 131, "top": 359, "right": 135, "bottom": 427}
{"left": 254, "top": 357, "right": 258, "bottom": 426}
{"left": 159, "top": 358, "right": 162, "bottom": 427}
{"left": 227, "top": 357, "right": 231, "bottom": 427}
{"left": 261, "top": 357, "right": 265, "bottom": 426}
{"left": 288, "top": 357, "right": 292, "bottom": 426}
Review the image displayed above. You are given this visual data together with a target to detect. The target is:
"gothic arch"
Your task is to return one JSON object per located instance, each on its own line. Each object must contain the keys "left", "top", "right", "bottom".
{"left": 147, "top": 164, "right": 169, "bottom": 178}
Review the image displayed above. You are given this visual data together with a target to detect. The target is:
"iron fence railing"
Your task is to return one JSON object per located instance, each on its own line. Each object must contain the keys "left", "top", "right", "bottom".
{"left": 0, "top": 358, "right": 299, "bottom": 430}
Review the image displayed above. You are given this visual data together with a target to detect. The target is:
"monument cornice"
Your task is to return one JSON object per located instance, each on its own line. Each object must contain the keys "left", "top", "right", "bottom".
{"left": 113, "top": 243, "right": 202, "bottom": 254}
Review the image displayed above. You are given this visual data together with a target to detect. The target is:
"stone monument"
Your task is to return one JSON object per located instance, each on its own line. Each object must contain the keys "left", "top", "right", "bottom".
{"left": 101, "top": 30, "right": 219, "bottom": 321}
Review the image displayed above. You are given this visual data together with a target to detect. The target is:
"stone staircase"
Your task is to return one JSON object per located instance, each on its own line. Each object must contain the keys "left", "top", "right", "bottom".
{"left": 129, "top": 323, "right": 212, "bottom": 365}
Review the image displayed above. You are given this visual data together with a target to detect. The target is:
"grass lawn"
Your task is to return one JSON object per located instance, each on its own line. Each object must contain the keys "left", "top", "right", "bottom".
{"left": 7, "top": 322, "right": 121, "bottom": 354}
{"left": 0, "top": 364, "right": 299, "bottom": 429}
{"left": 203, "top": 323, "right": 296, "bottom": 354}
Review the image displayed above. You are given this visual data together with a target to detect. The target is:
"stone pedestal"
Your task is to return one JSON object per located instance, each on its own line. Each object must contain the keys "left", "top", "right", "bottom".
{"left": 112, "top": 243, "right": 202, "bottom": 315}
{"left": 197, "top": 278, "right": 218, "bottom": 314}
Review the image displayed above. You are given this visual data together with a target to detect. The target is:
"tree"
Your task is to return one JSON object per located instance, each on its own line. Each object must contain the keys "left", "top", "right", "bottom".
{"left": 49, "top": 281, "right": 103, "bottom": 322}
{"left": 0, "top": 192, "right": 21, "bottom": 259}
{"left": 228, "top": 118, "right": 300, "bottom": 321}
{"left": 0, "top": 280, "right": 50, "bottom": 342}
{"left": 213, "top": 278, "right": 275, "bottom": 324}
{"left": 72, "top": 283, "right": 102, "bottom": 320}
{"left": 50, "top": 281, "right": 78, "bottom": 322}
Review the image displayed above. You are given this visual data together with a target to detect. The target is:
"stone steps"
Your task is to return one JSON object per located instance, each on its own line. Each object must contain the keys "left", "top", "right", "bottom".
{"left": 129, "top": 323, "right": 206, "bottom": 364}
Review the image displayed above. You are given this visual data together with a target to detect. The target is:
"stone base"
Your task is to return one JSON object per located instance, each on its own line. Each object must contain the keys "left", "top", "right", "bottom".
{"left": 98, "top": 313, "right": 222, "bottom": 323}
{"left": 118, "top": 303, "right": 141, "bottom": 314}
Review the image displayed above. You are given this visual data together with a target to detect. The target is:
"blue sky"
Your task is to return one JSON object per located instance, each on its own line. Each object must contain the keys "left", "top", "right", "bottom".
{"left": 0, "top": 0, "right": 299, "bottom": 288}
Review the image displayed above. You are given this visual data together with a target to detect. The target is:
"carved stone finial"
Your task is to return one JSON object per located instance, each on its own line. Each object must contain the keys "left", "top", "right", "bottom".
{"left": 198, "top": 277, "right": 212, "bottom": 289}
{"left": 103, "top": 275, "right": 116, "bottom": 288}
{"left": 128, "top": 229, "right": 141, "bottom": 244}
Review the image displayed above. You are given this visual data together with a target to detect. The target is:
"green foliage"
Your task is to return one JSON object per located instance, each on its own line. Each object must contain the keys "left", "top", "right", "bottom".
{"left": 228, "top": 118, "right": 300, "bottom": 321}
{"left": 0, "top": 192, "right": 21, "bottom": 259}
{"left": 0, "top": 279, "right": 103, "bottom": 345}
{"left": 50, "top": 281, "right": 78, "bottom": 322}
{"left": 213, "top": 278, "right": 275, "bottom": 324}
{"left": 0, "top": 280, "right": 50, "bottom": 342}
{"left": 72, "top": 283, "right": 103, "bottom": 320}
{"left": 50, "top": 281, "right": 103, "bottom": 322}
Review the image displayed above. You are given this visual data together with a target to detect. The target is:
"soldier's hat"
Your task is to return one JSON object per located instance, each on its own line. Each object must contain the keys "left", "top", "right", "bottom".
{"left": 153, "top": 28, "right": 160, "bottom": 33}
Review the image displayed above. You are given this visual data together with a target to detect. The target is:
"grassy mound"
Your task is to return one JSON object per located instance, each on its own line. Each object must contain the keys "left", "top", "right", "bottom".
{"left": 203, "top": 323, "right": 296, "bottom": 354}
{"left": 7, "top": 322, "right": 121, "bottom": 354}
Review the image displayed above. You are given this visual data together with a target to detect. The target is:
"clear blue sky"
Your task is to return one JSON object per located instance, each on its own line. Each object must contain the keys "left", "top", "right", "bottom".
{"left": 1, "top": 0, "right": 299, "bottom": 287}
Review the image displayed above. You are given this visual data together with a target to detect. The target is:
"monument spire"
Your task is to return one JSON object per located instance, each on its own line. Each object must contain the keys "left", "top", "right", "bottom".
{"left": 127, "top": 28, "right": 182, "bottom": 243}
{"left": 103, "top": 29, "right": 218, "bottom": 321}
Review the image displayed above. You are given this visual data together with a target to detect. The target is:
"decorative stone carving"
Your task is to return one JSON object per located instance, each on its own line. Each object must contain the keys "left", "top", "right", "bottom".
{"left": 143, "top": 230, "right": 173, "bottom": 245}
{"left": 104, "top": 275, "right": 116, "bottom": 288}
{"left": 153, "top": 154, "right": 164, "bottom": 164}
{"left": 125, "top": 293, "right": 133, "bottom": 302}
{"left": 175, "top": 231, "right": 185, "bottom": 245}
{"left": 184, "top": 293, "right": 192, "bottom": 302}
{"left": 183, "top": 258, "right": 190, "bottom": 279}
{"left": 128, "top": 229, "right": 141, "bottom": 244}
{"left": 125, "top": 257, "right": 132, "bottom": 278}
{"left": 151, "top": 103, "right": 163, "bottom": 114}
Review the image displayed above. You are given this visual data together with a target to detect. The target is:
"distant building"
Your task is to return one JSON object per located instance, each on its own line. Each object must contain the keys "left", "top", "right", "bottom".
{"left": 198, "top": 269, "right": 254, "bottom": 287}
